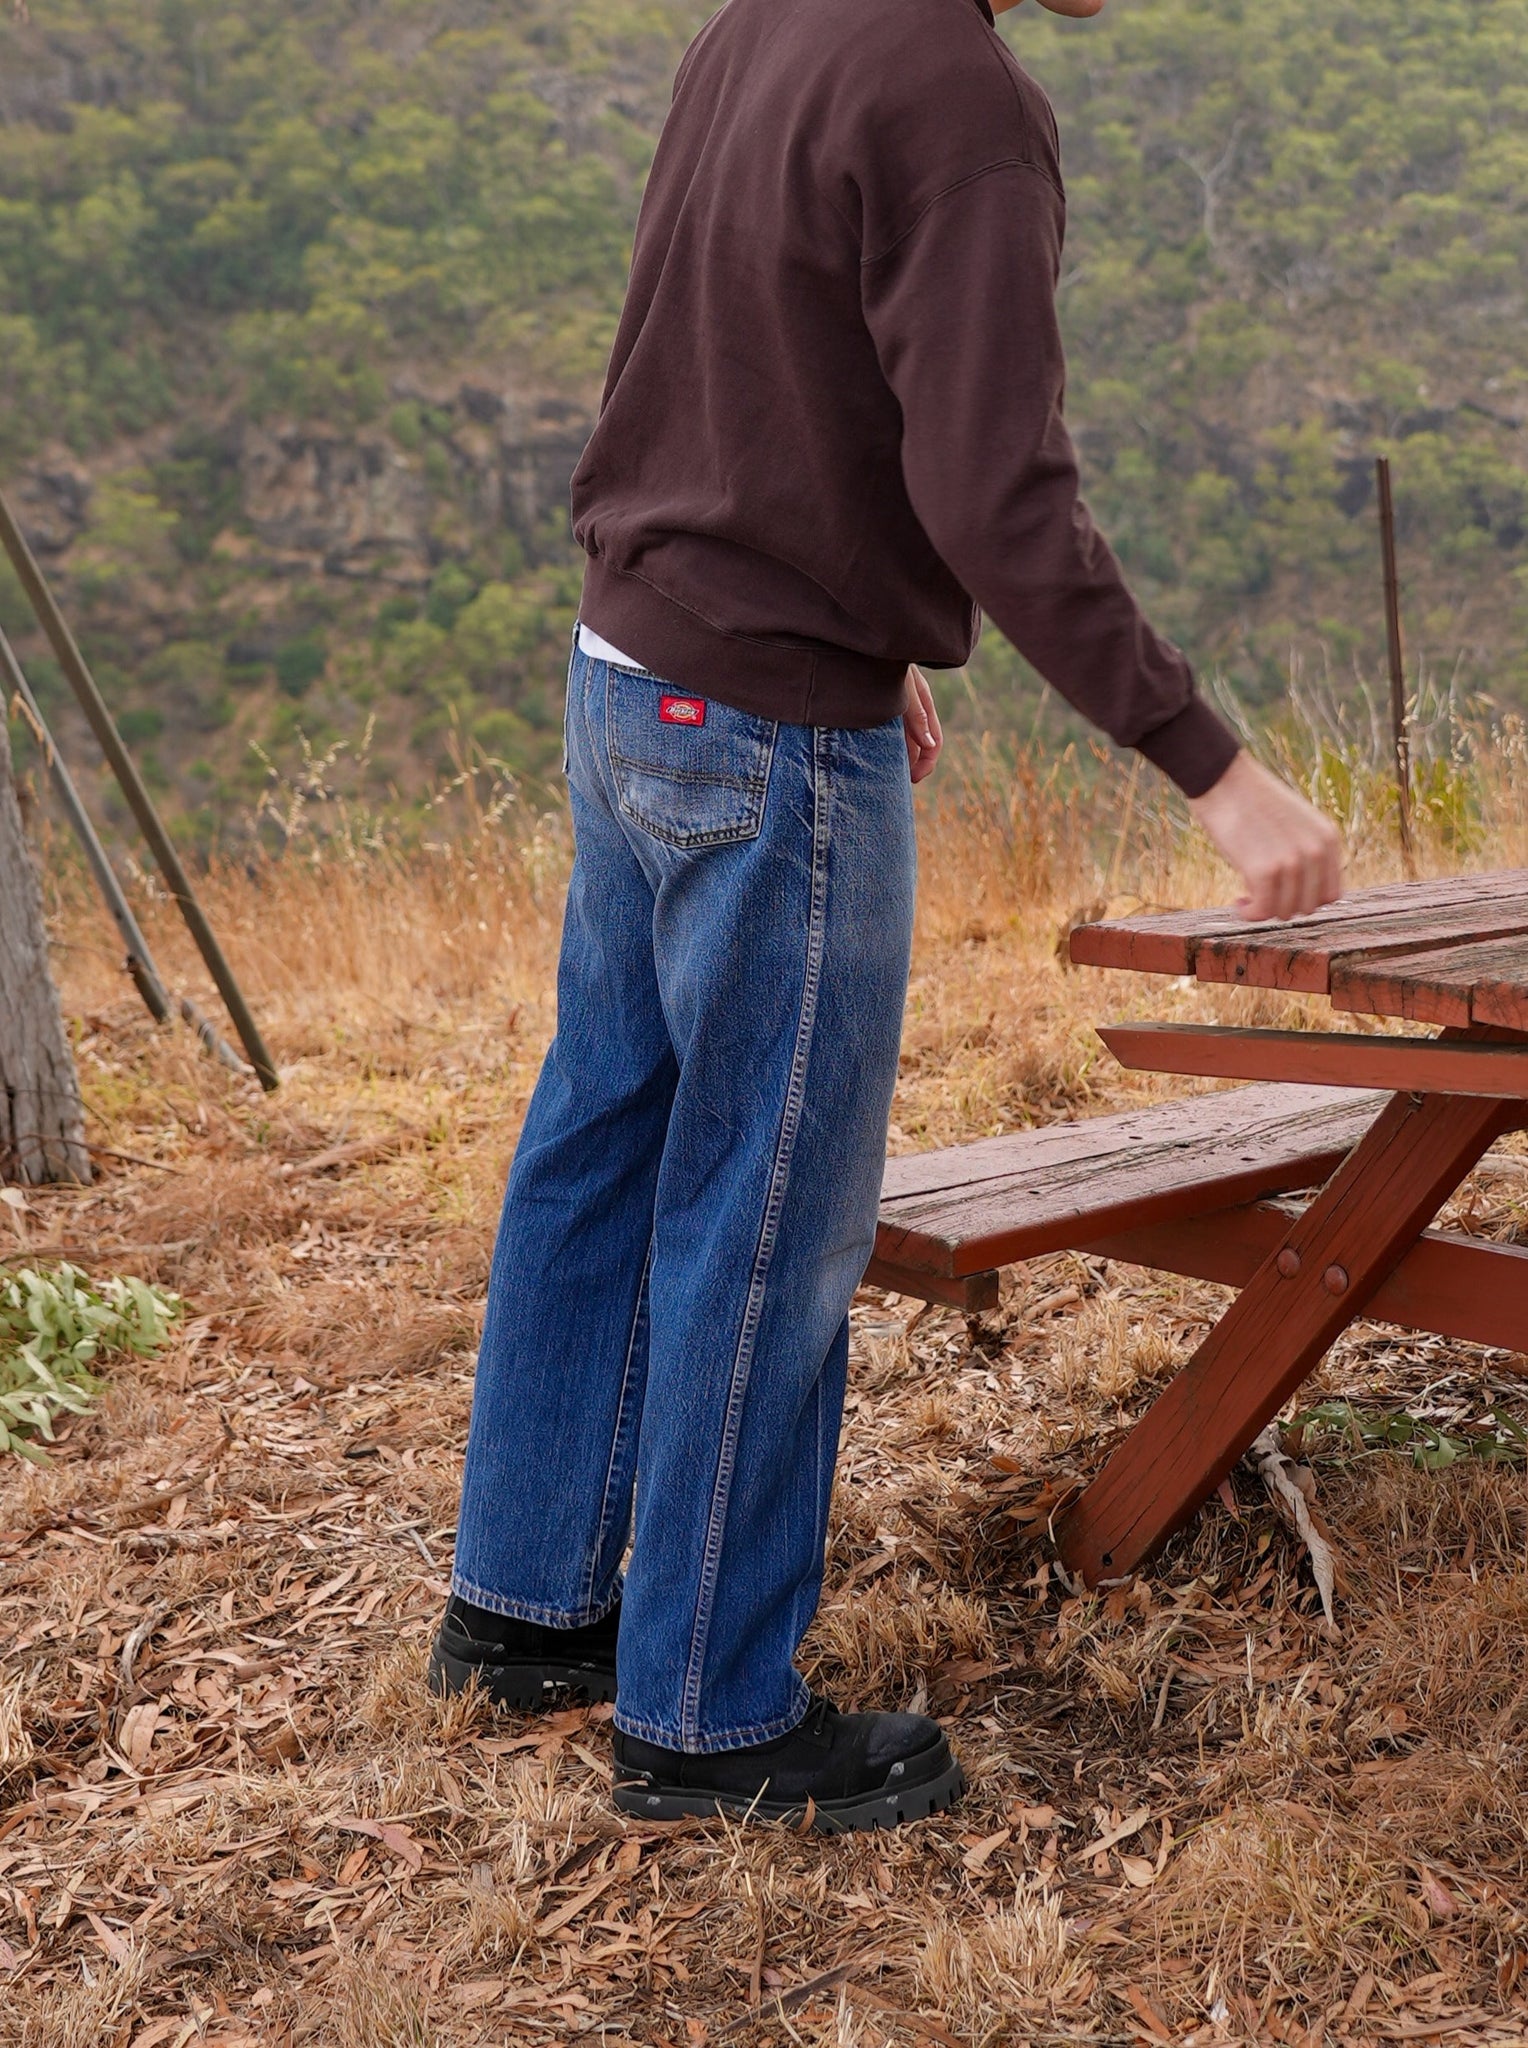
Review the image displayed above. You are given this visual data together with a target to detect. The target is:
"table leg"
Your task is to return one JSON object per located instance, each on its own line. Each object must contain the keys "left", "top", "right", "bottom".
{"left": 1055, "top": 1087, "right": 1517, "bottom": 1586}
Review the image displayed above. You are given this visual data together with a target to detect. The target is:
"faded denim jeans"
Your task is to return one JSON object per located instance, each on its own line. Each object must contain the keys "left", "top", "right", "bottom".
{"left": 452, "top": 639, "right": 916, "bottom": 1752}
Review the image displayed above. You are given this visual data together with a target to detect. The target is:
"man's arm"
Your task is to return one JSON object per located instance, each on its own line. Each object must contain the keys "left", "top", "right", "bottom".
{"left": 860, "top": 159, "right": 1234, "bottom": 797}
{"left": 861, "top": 160, "right": 1342, "bottom": 911}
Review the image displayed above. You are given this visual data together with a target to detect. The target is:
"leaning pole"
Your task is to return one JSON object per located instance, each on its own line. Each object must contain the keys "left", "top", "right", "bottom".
{"left": 0, "top": 626, "right": 251, "bottom": 1079}
{"left": 0, "top": 485, "right": 279, "bottom": 1092}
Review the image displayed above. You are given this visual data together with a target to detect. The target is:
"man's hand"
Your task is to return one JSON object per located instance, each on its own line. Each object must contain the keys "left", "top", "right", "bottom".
{"left": 1187, "top": 751, "right": 1345, "bottom": 921}
{"left": 904, "top": 666, "right": 943, "bottom": 784}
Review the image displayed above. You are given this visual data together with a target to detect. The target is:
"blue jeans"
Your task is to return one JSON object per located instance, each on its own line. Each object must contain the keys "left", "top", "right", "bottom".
{"left": 452, "top": 642, "right": 916, "bottom": 1751}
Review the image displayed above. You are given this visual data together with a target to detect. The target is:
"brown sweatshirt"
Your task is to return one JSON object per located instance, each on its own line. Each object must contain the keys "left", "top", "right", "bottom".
{"left": 571, "top": 0, "right": 1239, "bottom": 796}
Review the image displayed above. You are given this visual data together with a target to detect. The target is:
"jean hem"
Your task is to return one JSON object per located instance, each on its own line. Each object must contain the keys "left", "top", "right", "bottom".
{"left": 613, "top": 1679, "right": 812, "bottom": 1755}
{"left": 450, "top": 1573, "right": 622, "bottom": 1630}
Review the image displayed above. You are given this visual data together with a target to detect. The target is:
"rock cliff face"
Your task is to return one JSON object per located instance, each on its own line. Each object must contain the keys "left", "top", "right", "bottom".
{"left": 238, "top": 427, "right": 431, "bottom": 578}
{"left": 16, "top": 378, "right": 594, "bottom": 588}
{"left": 10, "top": 458, "right": 92, "bottom": 560}
{"left": 237, "top": 388, "right": 593, "bottom": 585}
{"left": 1, "top": 373, "right": 598, "bottom": 821}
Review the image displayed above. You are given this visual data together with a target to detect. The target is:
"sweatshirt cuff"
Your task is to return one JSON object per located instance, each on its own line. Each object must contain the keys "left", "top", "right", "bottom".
{"left": 1134, "top": 694, "right": 1241, "bottom": 799}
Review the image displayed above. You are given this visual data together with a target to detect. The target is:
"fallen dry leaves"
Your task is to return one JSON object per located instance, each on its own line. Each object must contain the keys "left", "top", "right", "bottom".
{"left": 1, "top": 814, "right": 1527, "bottom": 2044}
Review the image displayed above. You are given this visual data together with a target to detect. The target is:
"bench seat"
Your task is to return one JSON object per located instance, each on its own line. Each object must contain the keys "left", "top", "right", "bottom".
{"left": 870, "top": 1084, "right": 1382, "bottom": 1309}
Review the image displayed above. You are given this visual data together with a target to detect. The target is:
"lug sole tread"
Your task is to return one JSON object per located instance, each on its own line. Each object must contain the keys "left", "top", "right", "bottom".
{"left": 429, "top": 1647, "right": 618, "bottom": 1710}
{"left": 611, "top": 1760, "right": 965, "bottom": 1833}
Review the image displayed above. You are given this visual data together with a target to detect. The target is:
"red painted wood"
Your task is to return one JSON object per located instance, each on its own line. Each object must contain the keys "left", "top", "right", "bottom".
{"left": 875, "top": 1085, "right": 1379, "bottom": 1278}
{"left": 1083, "top": 1201, "right": 1294, "bottom": 1285}
{"left": 1461, "top": 945, "right": 1528, "bottom": 1034}
{"left": 1069, "top": 903, "right": 1256, "bottom": 976}
{"left": 1473, "top": 983, "right": 1528, "bottom": 1033}
{"left": 1070, "top": 872, "right": 1528, "bottom": 978}
{"left": 1085, "top": 1202, "right": 1528, "bottom": 1356}
{"left": 1098, "top": 1023, "right": 1528, "bottom": 1098}
{"left": 1054, "top": 1075, "right": 1518, "bottom": 1586}
{"left": 1326, "top": 935, "right": 1528, "bottom": 1027}
{"left": 860, "top": 1256, "right": 999, "bottom": 1311}
{"left": 1193, "top": 896, "right": 1528, "bottom": 996}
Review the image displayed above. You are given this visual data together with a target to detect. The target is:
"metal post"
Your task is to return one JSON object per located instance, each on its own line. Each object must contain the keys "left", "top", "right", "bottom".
{"left": 0, "top": 485, "right": 279, "bottom": 1089}
{"left": 1375, "top": 456, "right": 1416, "bottom": 875}
{"left": 2, "top": 628, "right": 251, "bottom": 1078}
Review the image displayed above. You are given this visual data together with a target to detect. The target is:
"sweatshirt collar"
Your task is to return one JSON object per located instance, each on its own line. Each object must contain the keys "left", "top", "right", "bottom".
{"left": 971, "top": 0, "right": 996, "bottom": 20}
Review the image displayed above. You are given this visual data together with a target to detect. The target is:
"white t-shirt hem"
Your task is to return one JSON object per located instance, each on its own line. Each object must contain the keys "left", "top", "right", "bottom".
{"left": 577, "top": 622, "right": 644, "bottom": 671}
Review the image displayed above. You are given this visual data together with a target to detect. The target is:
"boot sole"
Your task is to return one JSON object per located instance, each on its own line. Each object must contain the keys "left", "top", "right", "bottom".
{"left": 429, "top": 1645, "right": 618, "bottom": 1710}
{"left": 612, "top": 1757, "right": 966, "bottom": 1833}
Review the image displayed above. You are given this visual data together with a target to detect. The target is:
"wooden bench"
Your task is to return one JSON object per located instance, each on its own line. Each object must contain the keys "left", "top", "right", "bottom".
{"left": 870, "top": 1081, "right": 1528, "bottom": 1357}
{"left": 1060, "top": 880, "right": 1528, "bottom": 1583}
{"left": 870, "top": 1084, "right": 1376, "bottom": 1308}
{"left": 873, "top": 877, "right": 1528, "bottom": 1586}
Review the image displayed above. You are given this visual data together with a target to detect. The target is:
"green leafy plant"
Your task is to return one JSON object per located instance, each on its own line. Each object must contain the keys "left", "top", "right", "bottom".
{"left": 1297, "top": 1398, "right": 1528, "bottom": 1472}
{"left": 0, "top": 1264, "right": 182, "bottom": 1463}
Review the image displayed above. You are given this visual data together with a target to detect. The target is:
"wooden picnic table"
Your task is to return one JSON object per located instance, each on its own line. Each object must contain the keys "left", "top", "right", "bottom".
{"left": 1056, "top": 869, "right": 1528, "bottom": 1586}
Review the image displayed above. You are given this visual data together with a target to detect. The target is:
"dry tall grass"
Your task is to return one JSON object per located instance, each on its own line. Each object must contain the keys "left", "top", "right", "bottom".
{"left": 3, "top": 719, "right": 1527, "bottom": 2046}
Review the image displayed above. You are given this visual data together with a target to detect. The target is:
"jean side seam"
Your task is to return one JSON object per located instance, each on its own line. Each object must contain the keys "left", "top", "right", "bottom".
{"left": 678, "top": 726, "right": 835, "bottom": 1748}
{"left": 811, "top": 1352, "right": 830, "bottom": 1633}
{"left": 582, "top": 1244, "right": 652, "bottom": 1615}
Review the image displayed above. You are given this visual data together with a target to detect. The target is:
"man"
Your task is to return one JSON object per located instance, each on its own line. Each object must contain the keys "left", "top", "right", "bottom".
{"left": 432, "top": 0, "right": 1343, "bottom": 1831}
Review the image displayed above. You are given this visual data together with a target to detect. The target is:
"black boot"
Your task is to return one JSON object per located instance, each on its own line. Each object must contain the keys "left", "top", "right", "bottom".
{"left": 428, "top": 1594, "right": 620, "bottom": 1709}
{"left": 612, "top": 1694, "right": 964, "bottom": 1832}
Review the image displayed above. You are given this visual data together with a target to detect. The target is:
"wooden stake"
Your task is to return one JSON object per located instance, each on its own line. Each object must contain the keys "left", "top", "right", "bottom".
{"left": 1376, "top": 455, "right": 1416, "bottom": 875}
{"left": 1, "top": 627, "right": 251, "bottom": 1077}
{"left": 2, "top": 624, "right": 169, "bottom": 1023}
{"left": 0, "top": 486, "right": 278, "bottom": 1090}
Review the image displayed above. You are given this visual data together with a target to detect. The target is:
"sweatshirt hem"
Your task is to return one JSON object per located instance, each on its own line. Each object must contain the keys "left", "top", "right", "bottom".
{"left": 580, "top": 555, "right": 910, "bottom": 730}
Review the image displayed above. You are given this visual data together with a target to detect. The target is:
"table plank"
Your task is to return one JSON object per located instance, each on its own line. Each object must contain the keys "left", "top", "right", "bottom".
{"left": 1098, "top": 1022, "right": 1528, "bottom": 1097}
{"left": 1070, "top": 872, "right": 1528, "bottom": 977}
{"left": 860, "top": 1257, "right": 1000, "bottom": 1311}
{"left": 1474, "top": 974, "right": 1528, "bottom": 1034}
{"left": 877, "top": 1084, "right": 1379, "bottom": 1277}
{"left": 1329, "top": 933, "right": 1528, "bottom": 1030}
{"left": 1195, "top": 894, "right": 1528, "bottom": 994}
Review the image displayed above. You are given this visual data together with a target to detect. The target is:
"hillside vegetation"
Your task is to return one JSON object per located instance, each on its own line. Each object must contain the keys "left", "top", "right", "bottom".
{"left": 0, "top": 0, "right": 1524, "bottom": 835}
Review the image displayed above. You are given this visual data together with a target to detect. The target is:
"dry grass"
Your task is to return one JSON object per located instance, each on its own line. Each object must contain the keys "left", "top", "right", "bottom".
{"left": 3, "top": 751, "right": 1528, "bottom": 2046}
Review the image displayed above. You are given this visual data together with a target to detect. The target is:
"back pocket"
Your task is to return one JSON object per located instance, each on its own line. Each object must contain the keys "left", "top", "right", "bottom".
{"left": 606, "top": 670, "right": 778, "bottom": 849}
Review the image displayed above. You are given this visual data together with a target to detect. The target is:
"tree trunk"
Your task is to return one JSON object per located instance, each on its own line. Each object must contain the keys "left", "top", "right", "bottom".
{"left": 0, "top": 709, "right": 90, "bottom": 1184}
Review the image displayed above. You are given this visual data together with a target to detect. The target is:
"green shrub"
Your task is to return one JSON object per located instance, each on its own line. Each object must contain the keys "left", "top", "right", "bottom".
{"left": 275, "top": 632, "right": 329, "bottom": 697}
{"left": 0, "top": 1264, "right": 182, "bottom": 1462}
{"left": 118, "top": 706, "right": 165, "bottom": 744}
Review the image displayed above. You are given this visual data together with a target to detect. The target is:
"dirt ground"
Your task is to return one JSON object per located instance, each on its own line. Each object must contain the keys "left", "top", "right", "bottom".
{"left": 3, "top": 790, "right": 1527, "bottom": 2047}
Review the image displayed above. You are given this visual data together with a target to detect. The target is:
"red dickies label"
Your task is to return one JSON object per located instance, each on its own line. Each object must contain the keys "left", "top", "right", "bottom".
{"left": 659, "top": 695, "right": 707, "bottom": 726}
